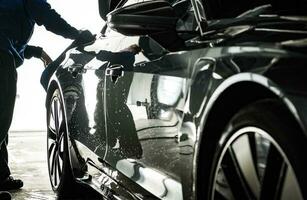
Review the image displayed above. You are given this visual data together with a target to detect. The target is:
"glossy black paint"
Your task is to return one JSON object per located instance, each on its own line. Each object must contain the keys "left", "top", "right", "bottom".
{"left": 45, "top": 2, "right": 307, "bottom": 200}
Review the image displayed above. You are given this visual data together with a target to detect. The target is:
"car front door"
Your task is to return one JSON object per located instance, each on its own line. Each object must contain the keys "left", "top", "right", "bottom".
{"left": 103, "top": 35, "right": 189, "bottom": 199}
{"left": 64, "top": 30, "right": 124, "bottom": 177}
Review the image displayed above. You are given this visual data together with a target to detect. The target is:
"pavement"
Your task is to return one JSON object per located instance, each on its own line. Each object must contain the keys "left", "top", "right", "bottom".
{"left": 7, "top": 131, "right": 102, "bottom": 200}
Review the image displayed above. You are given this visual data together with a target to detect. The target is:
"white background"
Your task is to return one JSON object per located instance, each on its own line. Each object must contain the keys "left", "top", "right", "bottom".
{"left": 11, "top": 0, "right": 103, "bottom": 131}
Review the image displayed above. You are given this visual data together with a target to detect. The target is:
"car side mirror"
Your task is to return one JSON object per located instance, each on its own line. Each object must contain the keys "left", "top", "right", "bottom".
{"left": 106, "top": 0, "right": 178, "bottom": 36}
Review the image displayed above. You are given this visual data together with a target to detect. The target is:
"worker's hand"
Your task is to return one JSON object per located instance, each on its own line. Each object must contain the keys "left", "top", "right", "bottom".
{"left": 74, "top": 30, "right": 96, "bottom": 46}
{"left": 40, "top": 50, "right": 53, "bottom": 68}
{"left": 121, "top": 44, "right": 143, "bottom": 54}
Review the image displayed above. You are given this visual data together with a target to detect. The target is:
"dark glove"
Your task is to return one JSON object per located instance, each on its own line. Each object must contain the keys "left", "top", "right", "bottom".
{"left": 40, "top": 54, "right": 66, "bottom": 91}
{"left": 73, "top": 30, "right": 96, "bottom": 46}
{"left": 40, "top": 61, "right": 58, "bottom": 91}
{"left": 40, "top": 50, "right": 53, "bottom": 67}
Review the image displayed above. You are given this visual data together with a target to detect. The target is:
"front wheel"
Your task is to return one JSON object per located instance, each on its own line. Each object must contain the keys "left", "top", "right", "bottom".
{"left": 47, "top": 89, "right": 75, "bottom": 196}
{"left": 201, "top": 100, "right": 307, "bottom": 200}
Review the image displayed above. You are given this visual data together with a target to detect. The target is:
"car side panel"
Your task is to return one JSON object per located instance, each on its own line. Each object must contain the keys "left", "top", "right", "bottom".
{"left": 103, "top": 36, "right": 199, "bottom": 199}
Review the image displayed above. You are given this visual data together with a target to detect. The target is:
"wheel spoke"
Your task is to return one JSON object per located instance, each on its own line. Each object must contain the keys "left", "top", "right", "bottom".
{"left": 280, "top": 167, "right": 303, "bottom": 200}
{"left": 51, "top": 148, "right": 58, "bottom": 176}
{"left": 57, "top": 154, "right": 62, "bottom": 179}
{"left": 214, "top": 168, "right": 235, "bottom": 200}
{"left": 50, "top": 100, "right": 55, "bottom": 123}
{"left": 56, "top": 100, "right": 64, "bottom": 133}
{"left": 59, "top": 134, "right": 65, "bottom": 156}
{"left": 248, "top": 134, "right": 259, "bottom": 178}
{"left": 48, "top": 128, "right": 57, "bottom": 141}
{"left": 48, "top": 142, "right": 56, "bottom": 158}
{"left": 255, "top": 134, "right": 270, "bottom": 182}
{"left": 59, "top": 120, "right": 65, "bottom": 133}
{"left": 232, "top": 134, "right": 260, "bottom": 199}
{"left": 58, "top": 135, "right": 64, "bottom": 166}
{"left": 220, "top": 148, "right": 253, "bottom": 199}
{"left": 260, "top": 145, "right": 287, "bottom": 200}
{"left": 58, "top": 151, "right": 63, "bottom": 170}
{"left": 214, "top": 189, "right": 232, "bottom": 200}
{"left": 54, "top": 100, "right": 60, "bottom": 134}
{"left": 49, "top": 114, "right": 56, "bottom": 131}
{"left": 54, "top": 152, "right": 58, "bottom": 186}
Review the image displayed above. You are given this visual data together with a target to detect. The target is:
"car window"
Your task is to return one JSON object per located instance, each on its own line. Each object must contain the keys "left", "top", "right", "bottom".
{"left": 123, "top": 0, "right": 148, "bottom": 6}
{"left": 121, "top": 0, "right": 195, "bottom": 30}
{"left": 203, "top": 0, "right": 307, "bottom": 19}
{"left": 122, "top": 0, "right": 178, "bottom": 7}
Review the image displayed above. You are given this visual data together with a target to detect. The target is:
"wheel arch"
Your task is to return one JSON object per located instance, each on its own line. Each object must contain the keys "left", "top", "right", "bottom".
{"left": 194, "top": 73, "right": 305, "bottom": 199}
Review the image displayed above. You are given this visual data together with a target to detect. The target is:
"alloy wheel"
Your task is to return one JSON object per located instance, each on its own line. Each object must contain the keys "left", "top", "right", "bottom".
{"left": 47, "top": 91, "right": 66, "bottom": 189}
{"left": 212, "top": 127, "right": 303, "bottom": 200}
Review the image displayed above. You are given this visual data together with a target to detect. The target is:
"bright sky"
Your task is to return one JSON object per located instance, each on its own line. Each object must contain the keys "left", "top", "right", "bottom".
{"left": 11, "top": 0, "right": 104, "bottom": 131}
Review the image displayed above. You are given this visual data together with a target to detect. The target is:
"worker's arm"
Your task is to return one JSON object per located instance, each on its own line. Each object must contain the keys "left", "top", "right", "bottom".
{"left": 24, "top": 0, "right": 80, "bottom": 40}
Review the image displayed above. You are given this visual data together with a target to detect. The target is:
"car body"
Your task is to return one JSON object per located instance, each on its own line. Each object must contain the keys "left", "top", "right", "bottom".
{"left": 44, "top": 0, "right": 307, "bottom": 199}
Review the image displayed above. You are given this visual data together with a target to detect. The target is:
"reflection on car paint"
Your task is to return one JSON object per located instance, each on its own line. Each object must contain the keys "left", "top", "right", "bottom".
{"left": 46, "top": 8, "right": 307, "bottom": 198}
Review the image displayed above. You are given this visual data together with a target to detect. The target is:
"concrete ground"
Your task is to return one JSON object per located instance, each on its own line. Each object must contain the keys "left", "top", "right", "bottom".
{"left": 7, "top": 131, "right": 102, "bottom": 200}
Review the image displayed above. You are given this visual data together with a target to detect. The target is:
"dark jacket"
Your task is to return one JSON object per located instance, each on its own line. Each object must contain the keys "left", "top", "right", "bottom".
{"left": 0, "top": 0, "right": 80, "bottom": 67}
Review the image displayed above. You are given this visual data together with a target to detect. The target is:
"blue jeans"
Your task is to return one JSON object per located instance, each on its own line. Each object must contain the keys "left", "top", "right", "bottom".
{"left": 0, "top": 51, "right": 16, "bottom": 182}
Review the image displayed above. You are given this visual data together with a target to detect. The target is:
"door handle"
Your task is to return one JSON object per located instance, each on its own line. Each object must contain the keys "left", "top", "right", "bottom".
{"left": 106, "top": 64, "right": 124, "bottom": 83}
{"left": 68, "top": 64, "right": 86, "bottom": 78}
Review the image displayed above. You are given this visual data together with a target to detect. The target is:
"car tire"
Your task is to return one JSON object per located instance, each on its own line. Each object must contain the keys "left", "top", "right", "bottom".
{"left": 47, "top": 89, "right": 75, "bottom": 197}
{"left": 200, "top": 99, "right": 307, "bottom": 200}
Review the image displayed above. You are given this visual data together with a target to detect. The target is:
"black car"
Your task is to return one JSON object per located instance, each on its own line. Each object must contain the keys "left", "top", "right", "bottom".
{"left": 43, "top": 0, "right": 307, "bottom": 199}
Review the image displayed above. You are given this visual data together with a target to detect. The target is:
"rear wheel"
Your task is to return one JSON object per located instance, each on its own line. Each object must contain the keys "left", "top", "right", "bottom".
{"left": 47, "top": 89, "right": 75, "bottom": 196}
{"left": 201, "top": 100, "right": 306, "bottom": 200}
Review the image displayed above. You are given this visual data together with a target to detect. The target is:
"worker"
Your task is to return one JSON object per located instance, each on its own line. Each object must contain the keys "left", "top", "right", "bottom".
{"left": 0, "top": 0, "right": 95, "bottom": 199}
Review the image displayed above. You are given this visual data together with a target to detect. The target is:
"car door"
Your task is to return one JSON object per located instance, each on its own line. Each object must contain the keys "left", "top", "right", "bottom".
{"left": 64, "top": 30, "right": 124, "bottom": 174}
{"left": 103, "top": 35, "right": 189, "bottom": 199}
